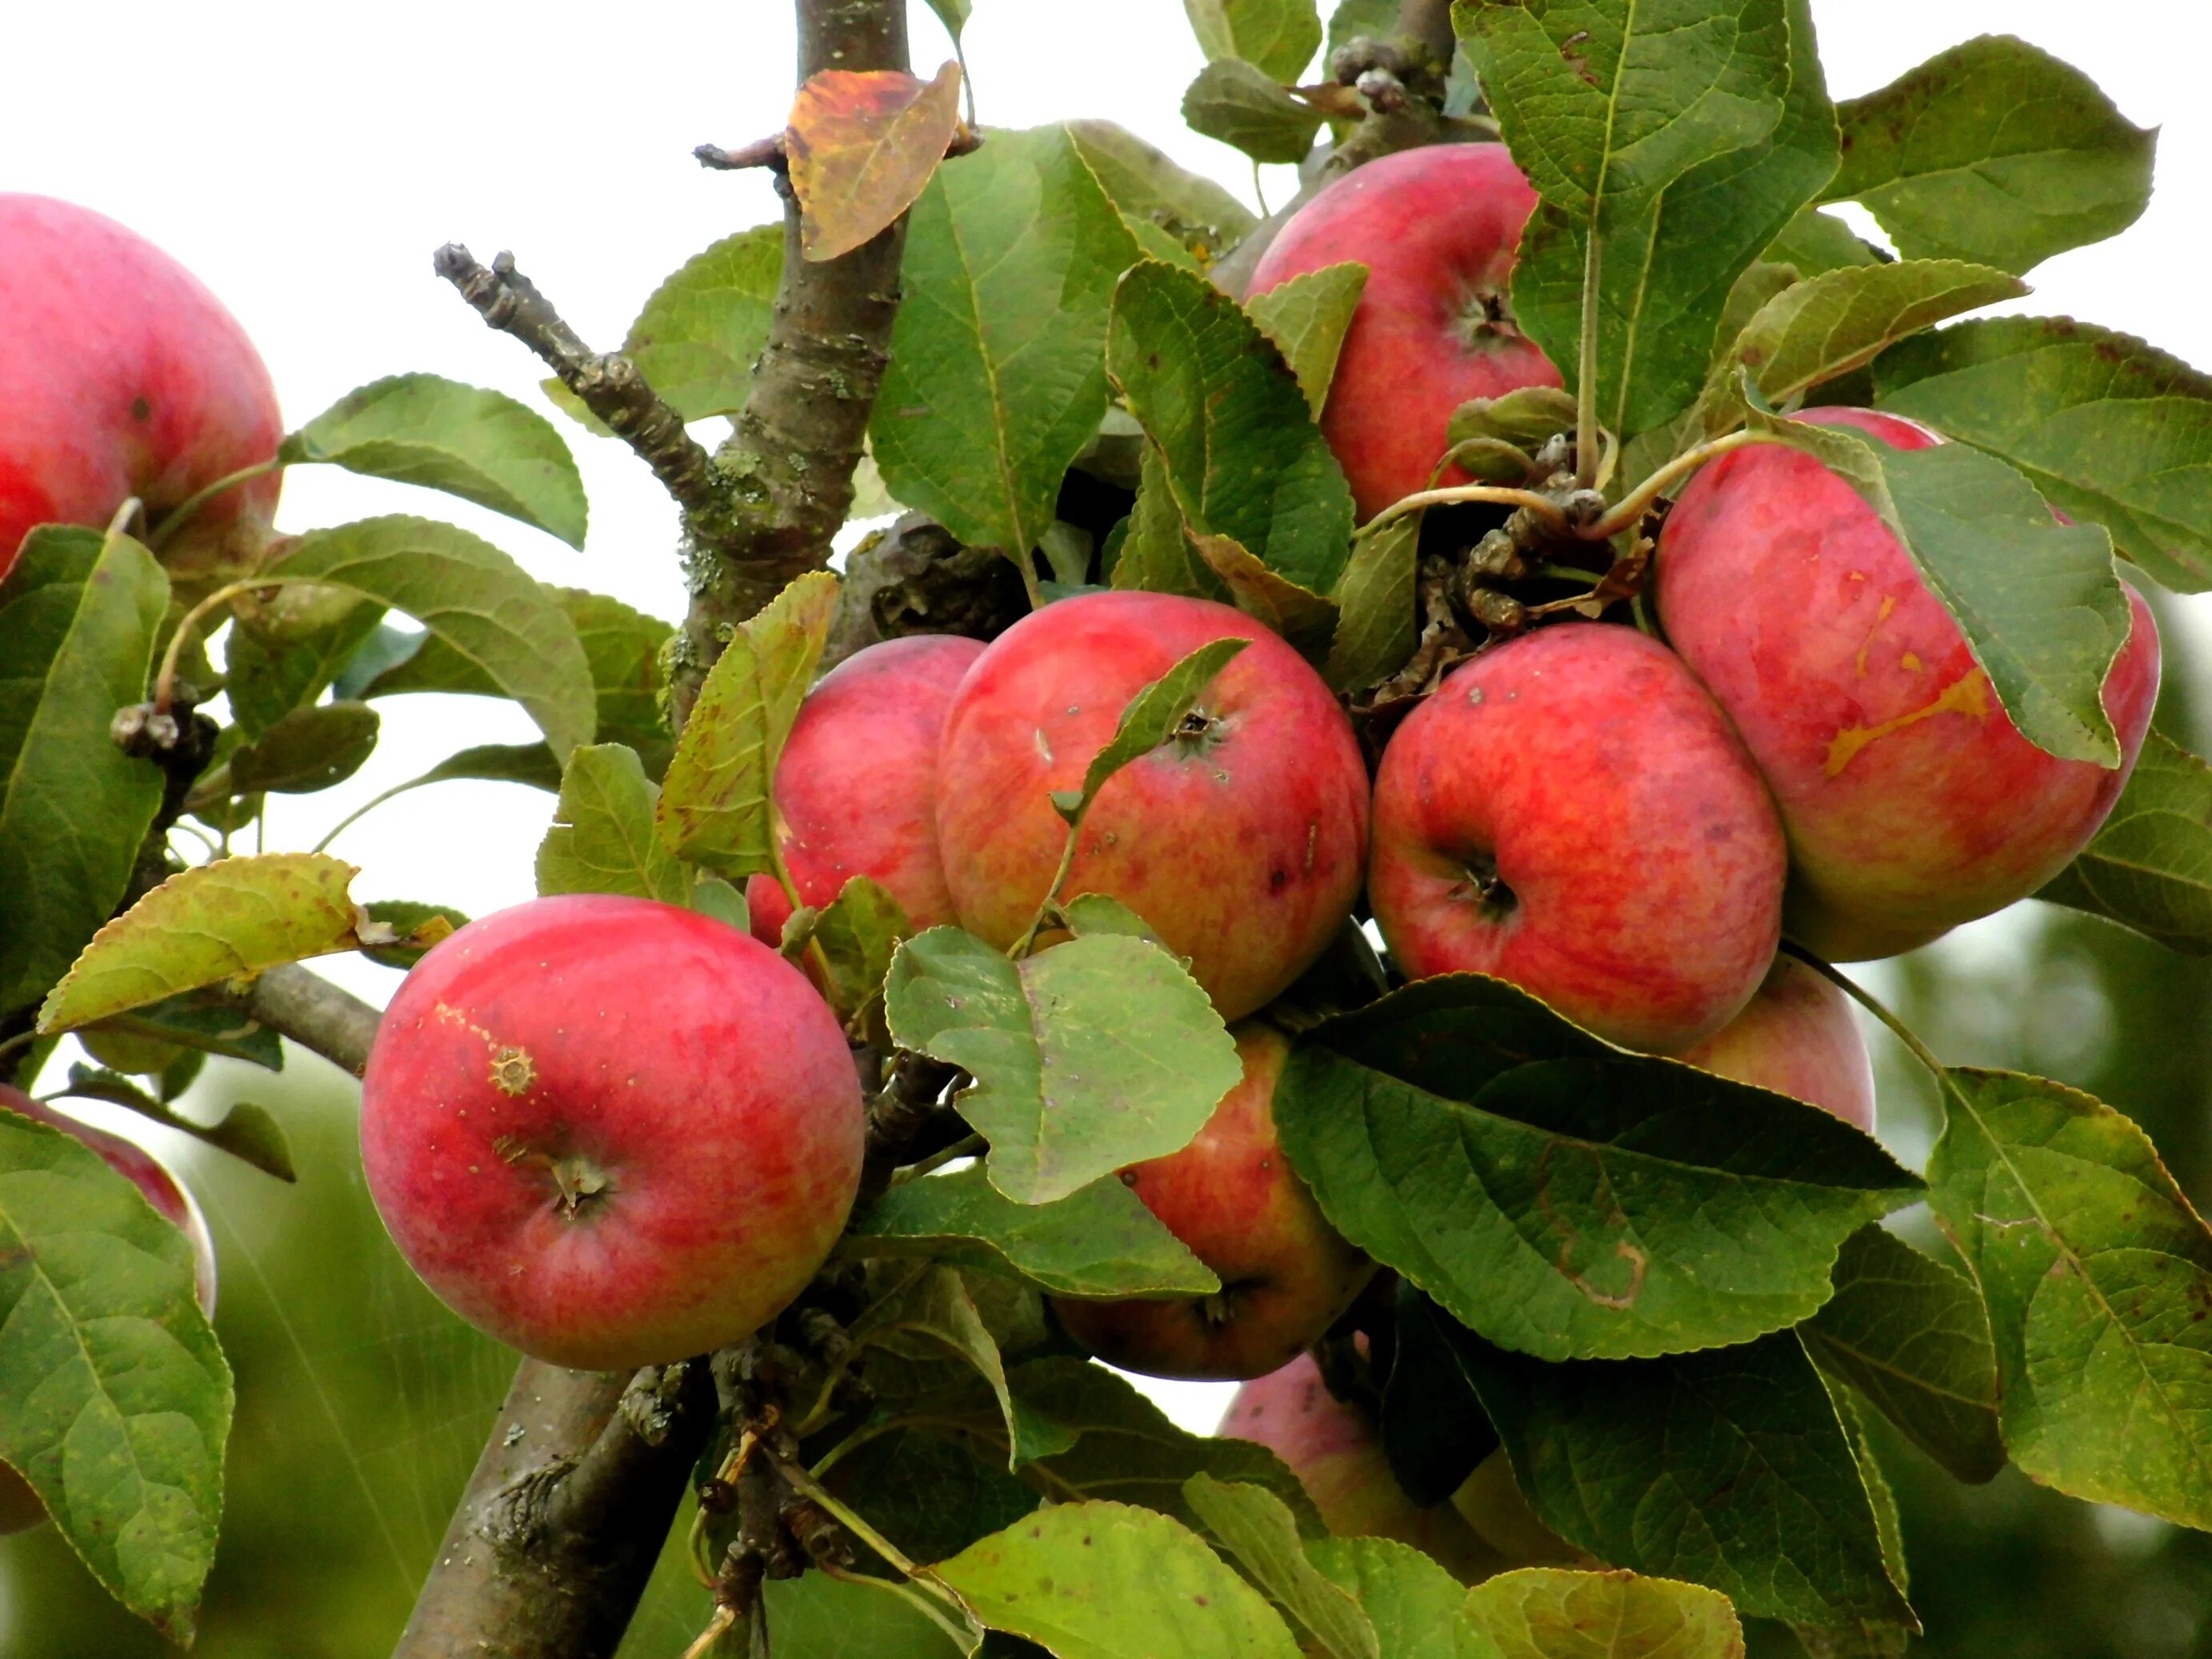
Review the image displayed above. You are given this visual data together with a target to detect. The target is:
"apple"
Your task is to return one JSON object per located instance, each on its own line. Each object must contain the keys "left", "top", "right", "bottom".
{"left": 1368, "top": 622, "right": 1787, "bottom": 1053}
{"left": 1450, "top": 1449, "right": 1586, "bottom": 1568}
{"left": 0, "top": 194, "right": 282, "bottom": 586}
{"left": 1657, "top": 407, "right": 2162, "bottom": 961}
{"left": 1220, "top": 1352, "right": 1503, "bottom": 1581}
{"left": 0, "top": 1084, "right": 217, "bottom": 1535}
{"left": 1052, "top": 1024, "right": 1374, "bottom": 1381}
{"left": 934, "top": 591, "right": 1370, "bottom": 1023}
{"left": 359, "top": 894, "right": 863, "bottom": 1371}
{"left": 1244, "top": 144, "right": 1562, "bottom": 521}
{"left": 1674, "top": 956, "right": 1878, "bottom": 1132}
{"left": 746, "top": 633, "right": 984, "bottom": 948}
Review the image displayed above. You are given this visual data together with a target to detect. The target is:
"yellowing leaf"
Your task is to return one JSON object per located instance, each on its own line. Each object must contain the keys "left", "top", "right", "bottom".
{"left": 789, "top": 60, "right": 966, "bottom": 262}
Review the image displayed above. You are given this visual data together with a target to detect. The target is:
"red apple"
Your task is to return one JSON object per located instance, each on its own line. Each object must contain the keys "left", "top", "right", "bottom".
{"left": 1368, "top": 622, "right": 1787, "bottom": 1052}
{"left": 934, "top": 591, "right": 1370, "bottom": 1023}
{"left": 1245, "top": 144, "right": 1563, "bottom": 521}
{"left": 0, "top": 1083, "right": 217, "bottom": 1534}
{"left": 746, "top": 634, "right": 983, "bottom": 948}
{"left": 1674, "top": 956, "right": 1877, "bottom": 1132}
{"left": 1220, "top": 1352, "right": 1503, "bottom": 1581}
{"left": 0, "top": 195, "right": 282, "bottom": 585}
{"left": 360, "top": 894, "right": 863, "bottom": 1371}
{"left": 1052, "top": 1024, "right": 1373, "bottom": 1381}
{"left": 1657, "top": 407, "right": 2162, "bottom": 961}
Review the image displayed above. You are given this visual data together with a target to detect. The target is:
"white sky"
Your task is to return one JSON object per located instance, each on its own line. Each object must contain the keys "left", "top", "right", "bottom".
{"left": 6, "top": 0, "right": 2208, "bottom": 1434}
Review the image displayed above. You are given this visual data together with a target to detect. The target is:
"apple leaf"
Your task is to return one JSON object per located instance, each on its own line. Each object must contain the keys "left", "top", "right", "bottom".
{"left": 1190, "top": 534, "right": 1339, "bottom": 662}
{"left": 1737, "top": 410, "right": 2133, "bottom": 767}
{"left": 810, "top": 874, "right": 910, "bottom": 1018}
{"left": 1800, "top": 1225, "right": 2004, "bottom": 1485}
{"left": 1067, "top": 120, "right": 1258, "bottom": 272}
{"left": 1765, "top": 207, "right": 1884, "bottom": 277}
{"left": 1185, "top": 1475, "right": 1380, "bottom": 1659}
{"left": 655, "top": 570, "right": 838, "bottom": 877}
{"left": 1822, "top": 35, "right": 2155, "bottom": 276}
{"left": 1381, "top": 1285, "right": 1501, "bottom": 1505}
{"left": 1050, "top": 637, "right": 1250, "bottom": 826}
{"left": 1273, "top": 976, "right": 1922, "bottom": 1361}
{"left": 1110, "top": 260, "right": 1356, "bottom": 594}
{"left": 50, "top": 1064, "right": 296, "bottom": 1182}
{"left": 1109, "top": 447, "right": 1230, "bottom": 602}
{"left": 358, "top": 900, "right": 471, "bottom": 970}
{"left": 538, "top": 743, "right": 691, "bottom": 906}
{"left": 82, "top": 993, "right": 285, "bottom": 1073}
{"left": 0, "top": 1105, "right": 231, "bottom": 1642}
{"left": 2038, "top": 732, "right": 2212, "bottom": 953}
{"left": 883, "top": 926, "right": 1242, "bottom": 1205}
{"left": 1463, "top": 1569, "right": 1746, "bottom": 1659}
{"left": 758, "top": 1561, "right": 979, "bottom": 1657}
{"left": 849, "top": 1161, "right": 1220, "bottom": 1298}
{"left": 786, "top": 61, "right": 966, "bottom": 262}
{"left": 1244, "top": 262, "right": 1368, "bottom": 420}
{"left": 871, "top": 124, "right": 1142, "bottom": 569}
{"left": 192, "top": 700, "right": 379, "bottom": 805}
{"left": 1321, "top": 516, "right": 1418, "bottom": 694}
{"left": 1184, "top": 0, "right": 1323, "bottom": 83}
{"left": 263, "top": 515, "right": 594, "bottom": 762}
{"left": 1308, "top": 1535, "right": 1503, "bottom": 1659}
{"left": 223, "top": 600, "right": 389, "bottom": 740}
{"left": 1926, "top": 1067, "right": 2212, "bottom": 1529}
{"left": 282, "top": 373, "right": 588, "bottom": 549}
{"left": 1449, "top": 1326, "right": 1912, "bottom": 1628}
{"left": 936, "top": 1501, "right": 1306, "bottom": 1659}
{"left": 367, "top": 744, "right": 566, "bottom": 816}
{"left": 1182, "top": 58, "right": 1325, "bottom": 168}
{"left": 0, "top": 526, "right": 169, "bottom": 1021}
{"left": 1874, "top": 316, "right": 2212, "bottom": 594}
{"left": 38, "top": 854, "right": 369, "bottom": 1033}
{"left": 845, "top": 1265, "right": 1022, "bottom": 1462}
{"left": 1446, "top": 386, "right": 1582, "bottom": 454}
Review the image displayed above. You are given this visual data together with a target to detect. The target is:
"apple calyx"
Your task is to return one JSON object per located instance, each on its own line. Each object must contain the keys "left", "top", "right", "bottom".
{"left": 1451, "top": 853, "right": 1517, "bottom": 921}
{"left": 1452, "top": 283, "right": 1526, "bottom": 355}
{"left": 497, "top": 1138, "right": 614, "bottom": 1219}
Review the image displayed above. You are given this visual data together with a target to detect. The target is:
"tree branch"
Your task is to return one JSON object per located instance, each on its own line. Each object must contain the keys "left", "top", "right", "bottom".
{"left": 218, "top": 963, "right": 382, "bottom": 1076}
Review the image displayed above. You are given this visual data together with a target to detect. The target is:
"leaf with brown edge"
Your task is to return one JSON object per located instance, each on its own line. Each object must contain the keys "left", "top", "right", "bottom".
{"left": 788, "top": 60, "right": 966, "bottom": 262}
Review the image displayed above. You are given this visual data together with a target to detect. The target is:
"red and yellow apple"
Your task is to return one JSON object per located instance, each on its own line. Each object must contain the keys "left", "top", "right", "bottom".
{"left": 1675, "top": 956, "right": 1878, "bottom": 1132}
{"left": 1245, "top": 144, "right": 1562, "bottom": 521}
{"left": 935, "top": 591, "right": 1370, "bottom": 1022}
{"left": 1657, "top": 407, "right": 2162, "bottom": 961}
{"left": 1368, "top": 622, "right": 1787, "bottom": 1052}
{"left": 360, "top": 894, "right": 863, "bottom": 1371}
{"left": 1053, "top": 1024, "right": 1373, "bottom": 1381}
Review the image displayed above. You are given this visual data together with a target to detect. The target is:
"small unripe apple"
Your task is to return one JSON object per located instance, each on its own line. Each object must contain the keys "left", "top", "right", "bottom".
{"left": 0, "top": 194, "right": 282, "bottom": 585}
{"left": 0, "top": 1084, "right": 217, "bottom": 1534}
{"left": 1245, "top": 144, "right": 1562, "bottom": 520}
{"left": 935, "top": 591, "right": 1370, "bottom": 1022}
{"left": 746, "top": 633, "right": 984, "bottom": 947}
{"left": 1657, "top": 407, "right": 2162, "bottom": 960}
{"left": 1053, "top": 1024, "right": 1373, "bottom": 1381}
{"left": 360, "top": 894, "right": 864, "bottom": 1371}
{"left": 1674, "top": 956, "right": 1878, "bottom": 1132}
{"left": 1368, "top": 622, "right": 1787, "bottom": 1052}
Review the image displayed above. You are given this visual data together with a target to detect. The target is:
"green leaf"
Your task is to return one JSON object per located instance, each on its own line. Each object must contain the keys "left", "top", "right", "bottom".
{"left": 823, "top": 1426, "right": 1042, "bottom": 1569}
{"left": 358, "top": 899, "right": 471, "bottom": 970}
{"left": 1110, "top": 260, "right": 1355, "bottom": 594}
{"left": 937, "top": 1501, "right": 1306, "bottom": 1659}
{"left": 1185, "top": 0, "right": 1322, "bottom": 82}
{"left": 1309, "top": 1535, "right": 1502, "bottom": 1659}
{"left": 1186, "top": 1475, "right": 1380, "bottom": 1659}
{"left": 1381, "top": 1285, "right": 1500, "bottom": 1505}
{"left": 848, "top": 1265, "right": 1022, "bottom": 1462}
{"left": 1182, "top": 60, "right": 1325, "bottom": 166}
{"left": 2038, "top": 731, "right": 2212, "bottom": 952}
{"left": 82, "top": 993, "right": 284, "bottom": 1073}
{"left": 812, "top": 874, "right": 912, "bottom": 1017}
{"left": 1050, "top": 638, "right": 1250, "bottom": 825}
{"left": 1454, "top": 1328, "right": 1913, "bottom": 1628}
{"left": 923, "top": 0, "right": 971, "bottom": 40}
{"left": 1874, "top": 316, "right": 2212, "bottom": 594}
{"left": 0, "top": 527, "right": 169, "bottom": 1019}
{"left": 51, "top": 1065, "right": 295, "bottom": 1182}
{"left": 1190, "top": 534, "right": 1339, "bottom": 662}
{"left": 1823, "top": 35, "right": 2156, "bottom": 275}
{"left": 1276, "top": 977, "right": 1922, "bottom": 1361}
{"left": 1738, "top": 410, "right": 2133, "bottom": 766}
{"left": 282, "top": 373, "right": 588, "bottom": 548}
{"left": 537, "top": 743, "right": 691, "bottom": 905}
{"left": 218, "top": 700, "right": 380, "bottom": 797}
{"left": 1322, "top": 517, "right": 1418, "bottom": 694}
{"left": 0, "top": 1105, "right": 231, "bottom": 1641}
{"left": 654, "top": 570, "right": 838, "bottom": 877}
{"left": 591, "top": 225, "right": 783, "bottom": 423}
{"left": 851, "top": 1162, "right": 1220, "bottom": 1298}
{"left": 1766, "top": 208, "right": 1883, "bottom": 277}
{"left": 38, "top": 853, "right": 367, "bottom": 1033}
{"left": 884, "top": 927, "right": 1242, "bottom": 1205}
{"left": 1110, "top": 447, "right": 1232, "bottom": 602}
{"left": 871, "top": 125, "right": 1142, "bottom": 564}
{"left": 1926, "top": 1067, "right": 2212, "bottom": 1529}
{"left": 224, "top": 601, "right": 387, "bottom": 739}
{"left": 1068, "top": 121, "right": 1259, "bottom": 272}
{"left": 394, "top": 741, "right": 565, "bottom": 797}
{"left": 1445, "top": 386, "right": 1582, "bottom": 454}
{"left": 265, "top": 515, "right": 594, "bottom": 761}
{"left": 1462, "top": 1569, "right": 1747, "bottom": 1659}
{"left": 1325, "top": 0, "right": 1397, "bottom": 61}
{"left": 761, "top": 1565, "right": 976, "bottom": 1657}
{"left": 1800, "top": 1225, "right": 2003, "bottom": 1483}
{"left": 1245, "top": 263, "right": 1369, "bottom": 421}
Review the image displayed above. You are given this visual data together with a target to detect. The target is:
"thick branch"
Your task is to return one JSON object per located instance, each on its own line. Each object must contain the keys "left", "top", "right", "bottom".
{"left": 218, "top": 963, "right": 382, "bottom": 1076}
{"left": 1394, "top": 0, "right": 1457, "bottom": 62}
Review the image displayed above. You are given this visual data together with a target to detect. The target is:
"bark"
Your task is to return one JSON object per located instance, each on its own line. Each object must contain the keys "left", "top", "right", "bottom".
{"left": 220, "top": 963, "right": 381, "bottom": 1076}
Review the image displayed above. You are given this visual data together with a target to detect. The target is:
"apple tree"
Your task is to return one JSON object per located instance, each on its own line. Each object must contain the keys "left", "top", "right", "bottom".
{"left": 3, "top": 1, "right": 2210, "bottom": 1656}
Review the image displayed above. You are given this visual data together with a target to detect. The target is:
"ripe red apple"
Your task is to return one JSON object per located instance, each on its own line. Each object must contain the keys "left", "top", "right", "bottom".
{"left": 746, "top": 633, "right": 983, "bottom": 948}
{"left": 1052, "top": 1024, "right": 1373, "bottom": 1381}
{"left": 1657, "top": 407, "right": 2162, "bottom": 961}
{"left": 1368, "top": 623, "right": 1787, "bottom": 1053}
{"left": 0, "top": 1084, "right": 216, "bottom": 1534}
{"left": 1674, "top": 956, "right": 1878, "bottom": 1132}
{"left": 360, "top": 894, "right": 863, "bottom": 1371}
{"left": 1220, "top": 1353, "right": 1502, "bottom": 1581}
{"left": 1245, "top": 144, "right": 1562, "bottom": 521}
{"left": 0, "top": 195, "right": 282, "bottom": 585}
{"left": 934, "top": 591, "right": 1370, "bottom": 1023}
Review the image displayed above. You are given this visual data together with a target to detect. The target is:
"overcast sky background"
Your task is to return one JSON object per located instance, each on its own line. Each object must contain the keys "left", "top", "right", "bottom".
{"left": 5, "top": 0, "right": 2208, "bottom": 1435}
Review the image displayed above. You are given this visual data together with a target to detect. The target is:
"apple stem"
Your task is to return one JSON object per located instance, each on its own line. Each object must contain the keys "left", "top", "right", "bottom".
{"left": 893, "top": 1131, "right": 985, "bottom": 1184}
{"left": 775, "top": 1454, "right": 942, "bottom": 1592}
{"left": 150, "top": 577, "right": 321, "bottom": 714}
{"left": 1357, "top": 483, "right": 1570, "bottom": 542}
{"left": 146, "top": 458, "right": 282, "bottom": 554}
{"left": 817, "top": 1561, "right": 980, "bottom": 1650}
{"left": 1582, "top": 430, "right": 1770, "bottom": 542}
{"left": 1784, "top": 943, "right": 1949, "bottom": 1081}
{"left": 1011, "top": 828, "right": 1084, "bottom": 959}
{"left": 1574, "top": 231, "right": 1602, "bottom": 491}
